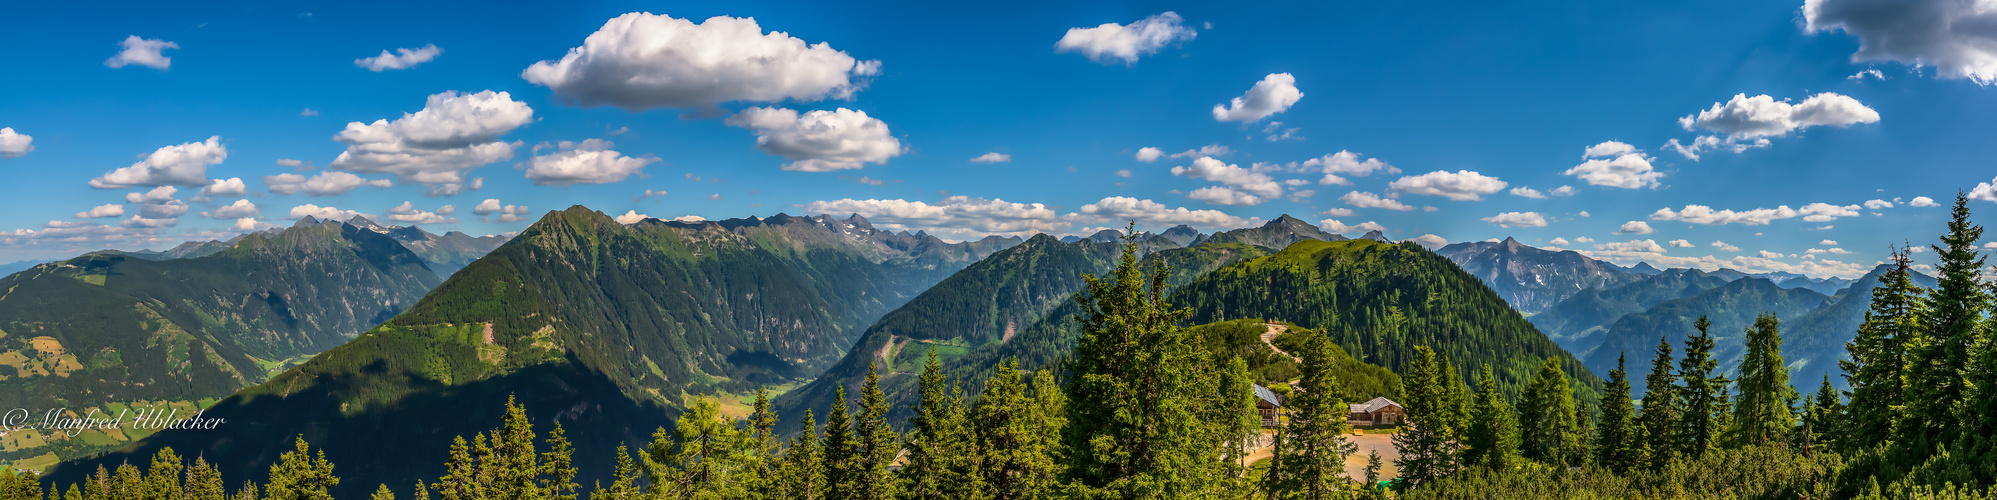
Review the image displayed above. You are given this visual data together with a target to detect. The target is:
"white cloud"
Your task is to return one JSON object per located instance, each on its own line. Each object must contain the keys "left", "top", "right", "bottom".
{"left": 1413, "top": 234, "right": 1448, "bottom": 249}
{"left": 119, "top": 215, "right": 178, "bottom": 228}
{"left": 0, "top": 127, "right": 33, "bottom": 158}
{"left": 1319, "top": 208, "right": 1356, "bottom": 217}
{"left": 522, "top": 139, "right": 659, "bottom": 186}
{"left": 1578, "top": 211, "right": 1591, "bottom": 217}
{"left": 329, "top": 90, "right": 533, "bottom": 194}
{"left": 1171, "top": 157, "right": 1281, "bottom": 197}
{"left": 473, "top": 199, "right": 532, "bottom": 222}
{"left": 1801, "top": 202, "right": 1862, "bottom": 222}
{"left": 200, "top": 177, "right": 247, "bottom": 198}
{"left": 1865, "top": 199, "right": 1893, "bottom": 209}
{"left": 1973, "top": 177, "right": 1997, "bottom": 203}
{"left": 614, "top": 210, "right": 650, "bottom": 224}
{"left": 1669, "top": 93, "right": 1879, "bottom": 159}
{"left": 1805, "top": 0, "right": 1997, "bottom": 84}
{"left": 806, "top": 196, "right": 1071, "bottom": 238}
{"left": 1985, "top": 242, "right": 1997, "bottom": 250}
{"left": 1759, "top": 250, "right": 1785, "bottom": 259}
{"left": 970, "top": 152, "right": 1012, "bottom": 163}
{"left": 1135, "top": 147, "right": 1166, "bottom": 162}
{"left": 1212, "top": 73, "right": 1303, "bottom": 123}
{"left": 1583, "top": 141, "right": 1638, "bottom": 158}
{"left": 1186, "top": 186, "right": 1267, "bottom": 206}
{"left": 1848, "top": 69, "right": 1886, "bottom": 82}
{"left": 1340, "top": 191, "right": 1416, "bottom": 211}
{"left": 1566, "top": 152, "right": 1661, "bottom": 189}
{"left": 1301, "top": 150, "right": 1399, "bottom": 185}
{"left": 1821, "top": 240, "right": 1839, "bottom": 246}
{"left": 1116, "top": 169, "right": 1133, "bottom": 178}
{"left": 104, "top": 36, "right": 177, "bottom": 70}
{"left": 1576, "top": 236, "right": 1596, "bottom": 243}
{"left": 726, "top": 107, "right": 903, "bottom": 171}
{"left": 1551, "top": 186, "right": 1578, "bottom": 197}
{"left": 1319, "top": 219, "right": 1386, "bottom": 233}
{"left": 125, "top": 186, "right": 178, "bottom": 204}
{"left": 90, "top": 136, "right": 228, "bottom": 189}
{"left": 232, "top": 218, "right": 276, "bottom": 232}
{"left": 138, "top": 199, "right": 188, "bottom": 219}
{"left": 1909, "top": 196, "right": 1940, "bottom": 207}
{"left": 384, "top": 201, "right": 458, "bottom": 224}
{"left": 1054, "top": 12, "right": 1197, "bottom": 65}
{"left": 1649, "top": 203, "right": 1861, "bottom": 226}
{"left": 522, "top": 13, "right": 880, "bottom": 110}
{"left": 1510, "top": 187, "right": 1547, "bottom": 199}
{"left": 1616, "top": 221, "right": 1655, "bottom": 234}
{"left": 264, "top": 171, "right": 394, "bottom": 196}
{"left": 206, "top": 199, "right": 259, "bottom": 219}
{"left": 1481, "top": 211, "right": 1549, "bottom": 228}
{"left": 287, "top": 204, "right": 369, "bottom": 221}
{"left": 74, "top": 204, "right": 125, "bottom": 219}
{"left": 1389, "top": 170, "right": 1507, "bottom": 201}
{"left": 1712, "top": 240, "right": 1742, "bottom": 252}
{"left": 1074, "top": 197, "right": 1251, "bottom": 229}
{"left": 1549, "top": 237, "right": 1572, "bottom": 246}
{"left": 1668, "top": 239, "right": 1695, "bottom": 248}
{"left": 356, "top": 44, "right": 441, "bottom": 72}
{"left": 301, "top": 109, "right": 319, "bottom": 117}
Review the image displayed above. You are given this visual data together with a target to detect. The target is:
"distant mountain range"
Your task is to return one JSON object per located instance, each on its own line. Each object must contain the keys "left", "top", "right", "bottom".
{"left": 1435, "top": 237, "right": 1646, "bottom": 314}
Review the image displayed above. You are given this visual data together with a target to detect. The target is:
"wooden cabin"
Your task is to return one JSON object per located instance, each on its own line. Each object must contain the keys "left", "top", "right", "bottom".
{"left": 1347, "top": 397, "right": 1405, "bottom": 426}
{"left": 1252, "top": 384, "right": 1284, "bottom": 427}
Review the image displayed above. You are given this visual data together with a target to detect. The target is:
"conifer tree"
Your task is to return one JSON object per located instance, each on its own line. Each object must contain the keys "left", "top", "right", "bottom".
{"left": 1638, "top": 335, "right": 1679, "bottom": 471}
{"left": 781, "top": 410, "right": 826, "bottom": 500}
{"left": 854, "top": 362, "right": 901, "bottom": 500}
{"left": 1904, "top": 193, "right": 1988, "bottom": 452}
{"left": 1593, "top": 354, "right": 1642, "bottom": 474}
{"left": 263, "top": 437, "right": 338, "bottom": 500}
{"left": 822, "top": 385, "right": 858, "bottom": 500}
{"left": 903, "top": 350, "right": 981, "bottom": 500}
{"left": 1270, "top": 333, "right": 1355, "bottom": 498}
{"left": 978, "top": 360, "right": 1057, "bottom": 500}
{"left": 1029, "top": 368, "right": 1066, "bottom": 468}
{"left": 1803, "top": 375, "right": 1845, "bottom": 453}
{"left": 1394, "top": 345, "right": 1460, "bottom": 485}
{"left": 1363, "top": 450, "right": 1386, "bottom": 500}
{"left": 233, "top": 480, "right": 259, "bottom": 500}
{"left": 1436, "top": 352, "right": 1470, "bottom": 444}
{"left": 1519, "top": 358, "right": 1581, "bottom": 468}
{"left": 1842, "top": 248, "right": 1925, "bottom": 452}
{"left": 438, "top": 436, "right": 480, "bottom": 500}
{"left": 1731, "top": 313, "right": 1797, "bottom": 447}
{"left": 1678, "top": 316, "right": 1722, "bottom": 459}
{"left": 747, "top": 386, "right": 778, "bottom": 495}
{"left": 540, "top": 421, "right": 578, "bottom": 500}
{"left": 371, "top": 484, "right": 395, "bottom": 500}
{"left": 492, "top": 396, "right": 543, "bottom": 500}
{"left": 652, "top": 398, "right": 751, "bottom": 497}
{"left": 1463, "top": 364, "right": 1519, "bottom": 470}
{"left": 186, "top": 455, "right": 227, "bottom": 500}
{"left": 113, "top": 462, "right": 140, "bottom": 499}
{"left": 412, "top": 481, "right": 428, "bottom": 500}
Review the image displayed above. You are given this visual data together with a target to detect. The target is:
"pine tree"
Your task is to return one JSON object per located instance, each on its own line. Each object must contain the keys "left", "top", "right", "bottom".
{"left": 412, "top": 481, "right": 428, "bottom": 500}
{"left": 1731, "top": 313, "right": 1797, "bottom": 447}
{"left": 540, "top": 421, "right": 578, "bottom": 500}
{"left": 977, "top": 360, "right": 1057, "bottom": 500}
{"left": 1270, "top": 333, "right": 1355, "bottom": 498}
{"left": 1394, "top": 345, "right": 1460, "bottom": 485}
{"left": 112, "top": 462, "right": 141, "bottom": 500}
{"left": 371, "top": 484, "right": 395, "bottom": 500}
{"left": 1463, "top": 364, "right": 1519, "bottom": 470}
{"left": 903, "top": 350, "right": 981, "bottom": 500}
{"left": 1593, "top": 354, "right": 1643, "bottom": 474}
{"left": 1519, "top": 358, "right": 1581, "bottom": 467}
{"left": 1436, "top": 352, "right": 1471, "bottom": 445}
{"left": 822, "top": 385, "right": 858, "bottom": 500}
{"left": 1903, "top": 193, "right": 1988, "bottom": 453}
{"left": 1842, "top": 248, "right": 1926, "bottom": 452}
{"left": 1638, "top": 335, "right": 1679, "bottom": 471}
{"left": 233, "top": 480, "right": 259, "bottom": 500}
{"left": 437, "top": 435, "right": 481, "bottom": 500}
{"left": 492, "top": 396, "right": 542, "bottom": 500}
{"left": 1362, "top": 450, "right": 1386, "bottom": 499}
{"left": 186, "top": 455, "right": 227, "bottom": 500}
{"left": 263, "top": 437, "right": 338, "bottom": 500}
{"left": 145, "top": 447, "right": 184, "bottom": 500}
{"left": 1678, "top": 316, "right": 1722, "bottom": 459}
{"left": 1803, "top": 375, "right": 1845, "bottom": 453}
{"left": 745, "top": 387, "right": 779, "bottom": 497}
{"left": 854, "top": 362, "right": 901, "bottom": 500}
{"left": 782, "top": 410, "right": 826, "bottom": 500}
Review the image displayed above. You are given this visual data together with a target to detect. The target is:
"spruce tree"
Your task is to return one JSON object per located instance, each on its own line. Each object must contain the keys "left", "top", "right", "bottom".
{"left": 145, "top": 447, "right": 183, "bottom": 500}
{"left": 1842, "top": 248, "right": 1926, "bottom": 452}
{"left": 541, "top": 421, "right": 578, "bottom": 500}
{"left": 1731, "top": 313, "right": 1797, "bottom": 447}
{"left": 747, "top": 386, "right": 779, "bottom": 495}
{"left": 1271, "top": 333, "right": 1355, "bottom": 498}
{"left": 1393, "top": 345, "right": 1460, "bottom": 485}
{"left": 1678, "top": 316, "right": 1722, "bottom": 459}
{"left": 1593, "top": 354, "right": 1642, "bottom": 474}
{"left": 1462, "top": 364, "right": 1519, "bottom": 470}
{"left": 977, "top": 360, "right": 1056, "bottom": 500}
{"left": 492, "top": 396, "right": 542, "bottom": 500}
{"left": 1804, "top": 375, "right": 1845, "bottom": 453}
{"left": 654, "top": 398, "right": 751, "bottom": 497}
{"left": 854, "top": 362, "right": 900, "bottom": 500}
{"left": 438, "top": 436, "right": 480, "bottom": 500}
{"left": 1638, "top": 335, "right": 1679, "bottom": 470}
{"left": 903, "top": 350, "right": 982, "bottom": 500}
{"left": 1436, "top": 352, "right": 1471, "bottom": 445}
{"left": 371, "top": 485, "right": 395, "bottom": 500}
{"left": 821, "top": 385, "right": 857, "bottom": 500}
{"left": 186, "top": 455, "right": 227, "bottom": 500}
{"left": 782, "top": 410, "right": 826, "bottom": 500}
{"left": 1519, "top": 358, "right": 1581, "bottom": 467}
{"left": 263, "top": 437, "right": 338, "bottom": 500}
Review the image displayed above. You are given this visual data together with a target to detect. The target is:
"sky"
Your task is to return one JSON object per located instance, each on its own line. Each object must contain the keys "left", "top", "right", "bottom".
{"left": 3, "top": 0, "right": 1996, "bottom": 278}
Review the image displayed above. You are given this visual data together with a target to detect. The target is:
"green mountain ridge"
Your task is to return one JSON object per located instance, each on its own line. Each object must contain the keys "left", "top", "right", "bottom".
{"left": 1579, "top": 277, "right": 1831, "bottom": 395}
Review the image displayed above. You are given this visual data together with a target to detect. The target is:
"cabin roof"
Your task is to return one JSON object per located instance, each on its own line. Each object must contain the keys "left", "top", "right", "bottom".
{"left": 1348, "top": 397, "right": 1401, "bottom": 414}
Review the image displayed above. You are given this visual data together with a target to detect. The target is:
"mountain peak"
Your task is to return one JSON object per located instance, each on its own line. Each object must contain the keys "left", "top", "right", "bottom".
{"left": 347, "top": 215, "right": 381, "bottom": 229}
{"left": 1361, "top": 230, "right": 1391, "bottom": 243}
{"left": 294, "top": 216, "right": 320, "bottom": 227}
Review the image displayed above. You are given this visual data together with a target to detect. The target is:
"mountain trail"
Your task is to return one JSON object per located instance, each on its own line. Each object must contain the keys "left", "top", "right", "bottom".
{"left": 1260, "top": 323, "right": 1300, "bottom": 362}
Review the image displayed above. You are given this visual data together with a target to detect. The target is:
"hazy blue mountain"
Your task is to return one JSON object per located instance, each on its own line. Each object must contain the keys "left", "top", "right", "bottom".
{"left": 1435, "top": 237, "right": 1643, "bottom": 313}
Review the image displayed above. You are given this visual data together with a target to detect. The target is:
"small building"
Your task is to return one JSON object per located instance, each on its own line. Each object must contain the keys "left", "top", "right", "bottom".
{"left": 1252, "top": 384, "right": 1284, "bottom": 427}
{"left": 1347, "top": 397, "right": 1405, "bottom": 426}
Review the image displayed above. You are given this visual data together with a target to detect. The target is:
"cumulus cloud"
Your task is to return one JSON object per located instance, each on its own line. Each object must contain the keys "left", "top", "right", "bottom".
{"left": 1909, "top": 196, "right": 1940, "bottom": 207}
{"left": 1319, "top": 208, "right": 1356, "bottom": 217}
{"left": 329, "top": 90, "right": 533, "bottom": 194}
{"left": 1617, "top": 221, "right": 1655, "bottom": 234}
{"left": 1301, "top": 150, "right": 1399, "bottom": 185}
{"left": 1319, "top": 219, "right": 1386, "bottom": 233}
{"left": 356, "top": 44, "right": 441, "bottom": 72}
{"left": 474, "top": 199, "right": 533, "bottom": 222}
{"left": 125, "top": 186, "right": 178, "bottom": 204}
{"left": 74, "top": 204, "right": 125, "bottom": 219}
{"left": 1172, "top": 156, "right": 1281, "bottom": 198}
{"left": 1054, "top": 12, "right": 1197, "bottom": 65}
{"left": 1567, "top": 144, "right": 1662, "bottom": 189}
{"left": 1186, "top": 186, "right": 1267, "bottom": 206}
{"left": 200, "top": 177, "right": 247, "bottom": 198}
{"left": 1549, "top": 237, "right": 1572, "bottom": 246}
{"left": 1481, "top": 211, "right": 1549, "bottom": 228}
{"left": 136, "top": 199, "right": 189, "bottom": 219}
{"left": 264, "top": 171, "right": 394, "bottom": 196}
{"left": 119, "top": 215, "right": 178, "bottom": 228}
{"left": 1669, "top": 93, "right": 1879, "bottom": 159}
{"left": 1075, "top": 196, "right": 1253, "bottom": 229}
{"left": 1389, "top": 170, "right": 1507, "bottom": 201}
{"left": 726, "top": 107, "right": 902, "bottom": 171}
{"left": 1551, "top": 185, "right": 1578, "bottom": 197}
{"left": 228, "top": 218, "right": 274, "bottom": 232}
{"left": 1805, "top": 0, "right": 1997, "bottom": 84}
{"left": 1212, "top": 73, "right": 1303, "bottom": 123}
{"left": 806, "top": 196, "right": 1070, "bottom": 238}
{"left": 1135, "top": 147, "right": 1166, "bottom": 162}
{"left": 0, "top": 127, "right": 32, "bottom": 158}
{"left": 384, "top": 201, "right": 458, "bottom": 224}
{"left": 206, "top": 199, "right": 259, "bottom": 219}
{"left": 522, "top": 13, "right": 880, "bottom": 110}
{"left": 1116, "top": 169, "right": 1133, "bottom": 178}
{"left": 522, "top": 139, "right": 659, "bottom": 185}
{"left": 1340, "top": 191, "right": 1416, "bottom": 211}
{"left": 1865, "top": 199, "right": 1893, "bottom": 209}
{"left": 1510, "top": 187, "right": 1547, "bottom": 199}
{"left": 1972, "top": 177, "right": 1997, "bottom": 203}
{"left": 90, "top": 136, "right": 228, "bottom": 189}
{"left": 1649, "top": 202, "right": 1861, "bottom": 226}
{"left": 287, "top": 204, "right": 369, "bottom": 221}
{"left": 1713, "top": 241, "right": 1742, "bottom": 252}
{"left": 104, "top": 36, "right": 177, "bottom": 70}
{"left": 1668, "top": 239, "right": 1696, "bottom": 248}
{"left": 614, "top": 210, "right": 650, "bottom": 224}
{"left": 1412, "top": 234, "right": 1448, "bottom": 249}
{"left": 970, "top": 152, "right": 1011, "bottom": 163}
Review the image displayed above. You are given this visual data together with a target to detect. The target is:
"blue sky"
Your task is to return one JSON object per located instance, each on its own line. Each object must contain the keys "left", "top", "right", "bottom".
{"left": 3, "top": 0, "right": 1995, "bottom": 278}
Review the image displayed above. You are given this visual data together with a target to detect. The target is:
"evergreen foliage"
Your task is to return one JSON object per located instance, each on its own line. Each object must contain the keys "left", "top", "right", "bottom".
{"left": 1462, "top": 364, "right": 1520, "bottom": 471}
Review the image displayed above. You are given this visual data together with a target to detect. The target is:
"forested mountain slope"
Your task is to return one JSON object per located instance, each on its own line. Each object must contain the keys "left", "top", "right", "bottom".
{"left": 1435, "top": 237, "right": 1643, "bottom": 314}
{"left": 1580, "top": 277, "right": 1830, "bottom": 395}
